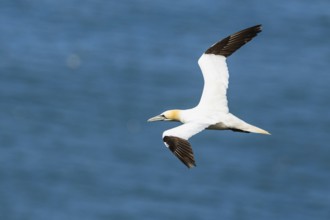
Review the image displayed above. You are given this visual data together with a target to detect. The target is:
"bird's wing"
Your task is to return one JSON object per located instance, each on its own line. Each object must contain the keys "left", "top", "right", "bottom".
{"left": 197, "top": 25, "right": 262, "bottom": 112}
{"left": 162, "top": 122, "right": 208, "bottom": 168}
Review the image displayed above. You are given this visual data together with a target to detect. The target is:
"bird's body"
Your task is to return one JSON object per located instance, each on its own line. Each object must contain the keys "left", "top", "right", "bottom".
{"left": 148, "top": 25, "right": 270, "bottom": 168}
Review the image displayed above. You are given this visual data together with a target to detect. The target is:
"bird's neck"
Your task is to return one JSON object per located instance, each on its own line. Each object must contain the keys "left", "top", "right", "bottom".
{"left": 175, "top": 108, "right": 197, "bottom": 123}
{"left": 167, "top": 108, "right": 197, "bottom": 123}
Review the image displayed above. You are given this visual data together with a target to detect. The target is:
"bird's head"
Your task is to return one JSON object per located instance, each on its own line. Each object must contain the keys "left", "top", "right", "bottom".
{"left": 147, "top": 110, "right": 181, "bottom": 122}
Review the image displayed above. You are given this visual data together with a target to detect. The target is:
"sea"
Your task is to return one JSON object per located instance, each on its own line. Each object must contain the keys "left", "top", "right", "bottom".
{"left": 0, "top": 0, "right": 330, "bottom": 219}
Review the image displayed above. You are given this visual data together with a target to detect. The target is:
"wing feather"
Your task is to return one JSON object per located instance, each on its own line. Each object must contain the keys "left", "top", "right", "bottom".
{"left": 163, "top": 136, "right": 195, "bottom": 168}
{"left": 205, "top": 25, "right": 262, "bottom": 57}
{"left": 197, "top": 25, "right": 262, "bottom": 112}
{"left": 198, "top": 54, "right": 229, "bottom": 112}
{"left": 162, "top": 123, "right": 208, "bottom": 168}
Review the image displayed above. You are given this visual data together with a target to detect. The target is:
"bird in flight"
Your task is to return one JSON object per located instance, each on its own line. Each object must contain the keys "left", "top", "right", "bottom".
{"left": 148, "top": 24, "right": 270, "bottom": 168}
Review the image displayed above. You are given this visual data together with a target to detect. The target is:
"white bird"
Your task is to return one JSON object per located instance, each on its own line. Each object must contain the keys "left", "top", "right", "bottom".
{"left": 148, "top": 25, "right": 270, "bottom": 168}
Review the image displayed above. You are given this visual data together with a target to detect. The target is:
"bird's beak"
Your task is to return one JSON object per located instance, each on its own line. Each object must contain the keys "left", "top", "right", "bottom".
{"left": 147, "top": 115, "right": 166, "bottom": 122}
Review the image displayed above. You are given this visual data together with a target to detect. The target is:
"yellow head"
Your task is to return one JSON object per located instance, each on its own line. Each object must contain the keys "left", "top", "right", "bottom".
{"left": 147, "top": 110, "right": 181, "bottom": 122}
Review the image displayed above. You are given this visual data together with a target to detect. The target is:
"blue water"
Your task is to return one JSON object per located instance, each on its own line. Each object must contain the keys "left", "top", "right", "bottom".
{"left": 1, "top": 0, "right": 330, "bottom": 219}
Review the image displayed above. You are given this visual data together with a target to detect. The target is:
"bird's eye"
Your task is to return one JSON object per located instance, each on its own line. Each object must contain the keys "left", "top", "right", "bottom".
{"left": 161, "top": 114, "right": 166, "bottom": 118}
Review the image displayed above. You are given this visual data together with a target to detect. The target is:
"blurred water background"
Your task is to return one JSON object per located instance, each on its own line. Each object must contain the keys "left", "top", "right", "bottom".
{"left": 1, "top": 0, "right": 330, "bottom": 219}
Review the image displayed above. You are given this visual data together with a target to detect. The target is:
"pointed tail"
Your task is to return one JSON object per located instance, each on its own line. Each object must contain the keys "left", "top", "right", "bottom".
{"left": 244, "top": 123, "right": 270, "bottom": 135}
{"left": 227, "top": 114, "right": 270, "bottom": 135}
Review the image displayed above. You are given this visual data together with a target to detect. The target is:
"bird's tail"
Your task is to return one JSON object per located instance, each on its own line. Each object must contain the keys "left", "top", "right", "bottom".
{"left": 244, "top": 124, "right": 270, "bottom": 135}
{"left": 229, "top": 115, "right": 270, "bottom": 135}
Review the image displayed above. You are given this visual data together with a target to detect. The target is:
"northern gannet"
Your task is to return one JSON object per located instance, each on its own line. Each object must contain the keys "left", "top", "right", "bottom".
{"left": 148, "top": 24, "right": 270, "bottom": 168}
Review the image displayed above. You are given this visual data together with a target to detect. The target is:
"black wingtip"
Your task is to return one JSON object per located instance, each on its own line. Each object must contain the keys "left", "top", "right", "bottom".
{"left": 163, "top": 136, "right": 196, "bottom": 168}
{"left": 205, "top": 24, "right": 262, "bottom": 57}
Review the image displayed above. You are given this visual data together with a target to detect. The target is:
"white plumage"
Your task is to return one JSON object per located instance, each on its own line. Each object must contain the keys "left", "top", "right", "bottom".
{"left": 197, "top": 54, "right": 229, "bottom": 113}
{"left": 148, "top": 25, "right": 270, "bottom": 168}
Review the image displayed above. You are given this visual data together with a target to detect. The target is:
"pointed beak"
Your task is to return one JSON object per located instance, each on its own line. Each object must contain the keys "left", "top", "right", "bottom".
{"left": 147, "top": 115, "right": 166, "bottom": 122}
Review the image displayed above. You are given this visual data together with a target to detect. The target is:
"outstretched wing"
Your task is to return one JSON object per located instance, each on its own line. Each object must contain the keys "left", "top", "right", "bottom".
{"left": 197, "top": 25, "right": 262, "bottom": 112}
{"left": 162, "top": 122, "right": 208, "bottom": 168}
